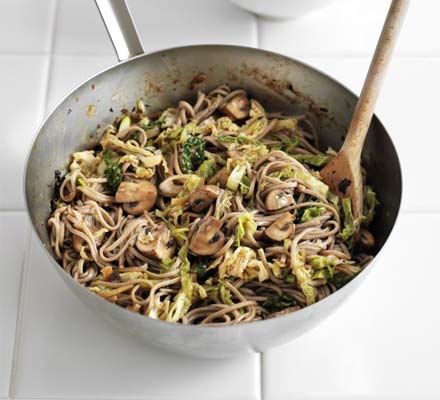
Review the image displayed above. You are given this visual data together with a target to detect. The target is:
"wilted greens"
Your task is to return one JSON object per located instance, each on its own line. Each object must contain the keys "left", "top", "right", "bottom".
{"left": 48, "top": 85, "right": 377, "bottom": 326}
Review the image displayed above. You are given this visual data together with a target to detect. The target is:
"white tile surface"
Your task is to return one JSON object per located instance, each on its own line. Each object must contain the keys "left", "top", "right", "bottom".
{"left": 259, "top": 0, "right": 438, "bottom": 57}
{"left": 53, "top": 0, "right": 114, "bottom": 55}
{"left": 299, "top": 57, "right": 440, "bottom": 212}
{"left": 47, "top": 55, "right": 115, "bottom": 113}
{"left": 0, "top": 213, "right": 28, "bottom": 398}
{"left": 263, "top": 214, "right": 440, "bottom": 400}
{"left": 0, "top": 55, "right": 49, "bottom": 210}
{"left": 0, "top": 0, "right": 55, "bottom": 53}
{"left": 0, "top": 0, "right": 438, "bottom": 399}
{"left": 13, "top": 236, "right": 259, "bottom": 400}
{"left": 128, "top": 0, "right": 258, "bottom": 53}
{"left": 54, "top": 0, "right": 257, "bottom": 56}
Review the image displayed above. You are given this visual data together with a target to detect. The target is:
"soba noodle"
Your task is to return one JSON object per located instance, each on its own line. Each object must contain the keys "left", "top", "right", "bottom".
{"left": 48, "top": 85, "right": 377, "bottom": 325}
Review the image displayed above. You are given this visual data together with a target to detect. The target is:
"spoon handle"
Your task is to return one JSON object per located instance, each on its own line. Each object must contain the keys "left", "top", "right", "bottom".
{"left": 342, "top": 0, "right": 410, "bottom": 160}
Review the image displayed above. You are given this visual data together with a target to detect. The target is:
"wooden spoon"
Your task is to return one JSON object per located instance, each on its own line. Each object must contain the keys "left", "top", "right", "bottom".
{"left": 320, "top": 0, "right": 410, "bottom": 225}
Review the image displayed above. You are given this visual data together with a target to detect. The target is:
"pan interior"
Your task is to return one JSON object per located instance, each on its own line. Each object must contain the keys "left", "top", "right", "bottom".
{"left": 26, "top": 45, "right": 401, "bottom": 265}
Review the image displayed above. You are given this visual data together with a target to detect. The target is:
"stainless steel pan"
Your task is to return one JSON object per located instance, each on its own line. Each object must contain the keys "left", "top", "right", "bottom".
{"left": 25, "top": 0, "right": 402, "bottom": 358}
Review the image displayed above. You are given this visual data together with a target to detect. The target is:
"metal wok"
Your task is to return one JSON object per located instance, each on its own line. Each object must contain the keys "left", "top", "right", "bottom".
{"left": 24, "top": 0, "right": 401, "bottom": 358}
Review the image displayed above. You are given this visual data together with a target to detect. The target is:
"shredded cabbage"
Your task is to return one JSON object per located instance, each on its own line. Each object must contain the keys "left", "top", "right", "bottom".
{"left": 119, "top": 271, "right": 144, "bottom": 282}
{"left": 70, "top": 150, "right": 100, "bottom": 176}
{"left": 219, "top": 247, "right": 268, "bottom": 282}
{"left": 362, "top": 186, "right": 379, "bottom": 226}
{"left": 118, "top": 115, "right": 131, "bottom": 133}
{"left": 226, "top": 162, "right": 247, "bottom": 192}
{"left": 301, "top": 206, "right": 326, "bottom": 222}
{"left": 235, "top": 213, "right": 256, "bottom": 246}
{"left": 294, "top": 154, "right": 330, "bottom": 167}
{"left": 195, "top": 159, "right": 217, "bottom": 180}
{"left": 272, "top": 118, "right": 298, "bottom": 133}
{"left": 341, "top": 197, "right": 358, "bottom": 243}
{"left": 167, "top": 243, "right": 192, "bottom": 322}
{"left": 214, "top": 190, "right": 233, "bottom": 219}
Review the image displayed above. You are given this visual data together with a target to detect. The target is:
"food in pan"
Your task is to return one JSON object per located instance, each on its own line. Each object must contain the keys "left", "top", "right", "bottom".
{"left": 48, "top": 84, "right": 378, "bottom": 325}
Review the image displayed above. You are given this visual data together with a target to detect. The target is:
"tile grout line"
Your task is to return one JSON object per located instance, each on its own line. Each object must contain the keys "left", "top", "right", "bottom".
{"left": 42, "top": 0, "right": 59, "bottom": 117}
{"left": 8, "top": 220, "right": 31, "bottom": 399}
{"left": 258, "top": 352, "right": 264, "bottom": 400}
{"left": 255, "top": 16, "right": 262, "bottom": 49}
{"left": 8, "top": 1, "right": 59, "bottom": 398}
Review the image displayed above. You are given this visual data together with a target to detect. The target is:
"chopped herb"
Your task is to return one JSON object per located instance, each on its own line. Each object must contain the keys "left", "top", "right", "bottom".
{"left": 191, "top": 258, "right": 210, "bottom": 280}
{"left": 181, "top": 135, "right": 205, "bottom": 173}
{"left": 102, "top": 149, "right": 122, "bottom": 193}
{"left": 263, "top": 294, "right": 297, "bottom": 313}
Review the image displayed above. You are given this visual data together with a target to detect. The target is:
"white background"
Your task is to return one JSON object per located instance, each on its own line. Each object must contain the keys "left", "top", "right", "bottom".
{"left": 1, "top": 0, "right": 438, "bottom": 399}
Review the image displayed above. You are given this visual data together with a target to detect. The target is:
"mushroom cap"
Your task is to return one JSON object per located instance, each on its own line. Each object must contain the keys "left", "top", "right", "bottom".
{"left": 220, "top": 94, "right": 250, "bottom": 120}
{"left": 136, "top": 223, "right": 175, "bottom": 260}
{"left": 189, "top": 216, "right": 225, "bottom": 256}
{"left": 115, "top": 181, "right": 157, "bottom": 215}
{"left": 159, "top": 175, "right": 188, "bottom": 197}
{"left": 208, "top": 167, "right": 229, "bottom": 188}
{"left": 265, "top": 189, "right": 295, "bottom": 211}
{"left": 265, "top": 212, "right": 295, "bottom": 242}
{"left": 189, "top": 185, "right": 221, "bottom": 212}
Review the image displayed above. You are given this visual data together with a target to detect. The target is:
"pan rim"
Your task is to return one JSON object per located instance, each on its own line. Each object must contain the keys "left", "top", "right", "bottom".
{"left": 23, "top": 43, "right": 403, "bottom": 332}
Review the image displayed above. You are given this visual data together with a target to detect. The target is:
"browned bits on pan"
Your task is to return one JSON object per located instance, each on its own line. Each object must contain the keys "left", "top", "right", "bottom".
{"left": 188, "top": 72, "right": 207, "bottom": 90}
{"left": 189, "top": 216, "right": 225, "bottom": 256}
{"left": 86, "top": 105, "right": 96, "bottom": 117}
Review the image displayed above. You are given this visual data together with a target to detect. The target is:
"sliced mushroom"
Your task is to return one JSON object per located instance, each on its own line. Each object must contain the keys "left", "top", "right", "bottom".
{"left": 265, "top": 212, "right": 295, "bottom": 241}
{"left": 189, "top": 216, "right": 225, "bottom": 256}
{"left": 265, "top": 189, "right": 295, "bottom": 211}
{"left": 359, "top": 228, "right": 375, "bottom": 248}
{"left": 159, "top": 176, "right": 187, "bottom": 197}
{"left": 208, "top": 167, "right": 229, "bottom": 188}
{"left": 136, "top": 223, "right": 175, "bottom": 260}
{"left": 220, "top": 94, "right": 250, "bottom": 120}
{"left": 115, "top": 181, "right": 157, "bottom": 215}
{"left": 189, "top": 185, "right": 221, "bottom": 212}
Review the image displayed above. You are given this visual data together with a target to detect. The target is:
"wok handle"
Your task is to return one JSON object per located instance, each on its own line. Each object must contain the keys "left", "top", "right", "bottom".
{"left": 94, "top": 0, "right": 144, "bottom": 61}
